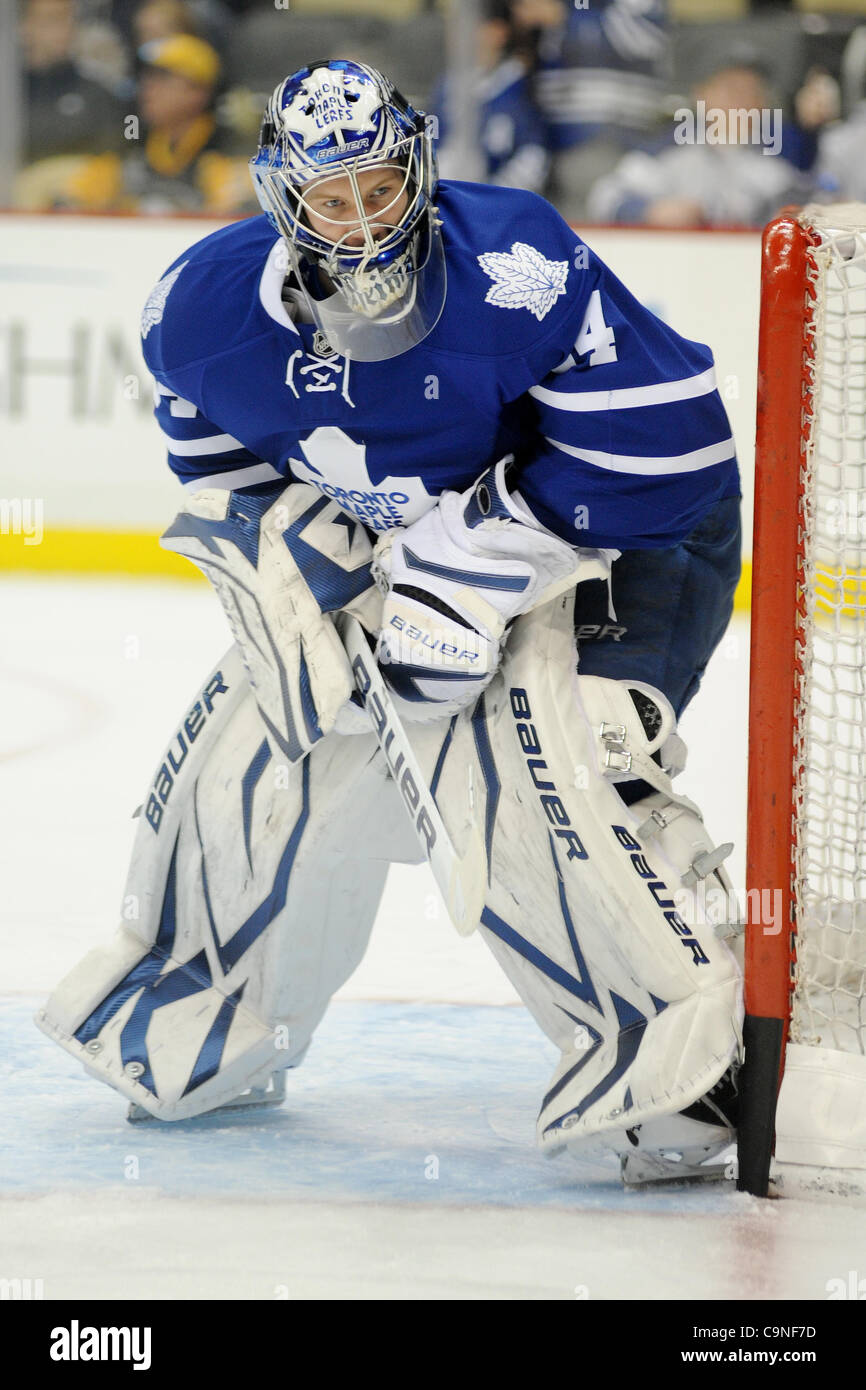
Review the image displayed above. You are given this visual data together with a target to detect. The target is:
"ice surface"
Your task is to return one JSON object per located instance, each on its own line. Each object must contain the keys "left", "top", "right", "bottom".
{"left": 3, "top": 577, "right": 865, "bottom": 1301}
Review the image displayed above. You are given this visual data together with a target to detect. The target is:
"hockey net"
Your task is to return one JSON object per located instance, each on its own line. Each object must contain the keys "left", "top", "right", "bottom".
{"left": 740, "top": 203, "right": 866, "bottom": 1194}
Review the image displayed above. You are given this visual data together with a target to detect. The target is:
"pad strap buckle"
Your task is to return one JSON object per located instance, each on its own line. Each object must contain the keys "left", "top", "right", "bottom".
{"left": 600, "top": 722, "right": 632, "bottom": 773}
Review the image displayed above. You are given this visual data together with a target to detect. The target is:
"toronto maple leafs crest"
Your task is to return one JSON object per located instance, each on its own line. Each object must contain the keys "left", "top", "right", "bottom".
{"left": 280, "top": 69, "right": 380, "bottom": 151}
{"left": 477, "top": 243, "right": 569, "bottom": 321}
{"left": 290, "top": 426, "right": 435, "bottom": 532}
{"left": 141, "top": 262, "right": 188, "bottom": 340}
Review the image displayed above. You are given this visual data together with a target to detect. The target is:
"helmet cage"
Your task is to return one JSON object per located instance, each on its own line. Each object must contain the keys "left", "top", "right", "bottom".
{"left": 262, "top": 134, "right": 428, "bottom": 263}
{"left": 249, "top": 60, "right": 444, "bottom": 354}
{"left": 251, "top": 64, "right": 435, "bottom": 302}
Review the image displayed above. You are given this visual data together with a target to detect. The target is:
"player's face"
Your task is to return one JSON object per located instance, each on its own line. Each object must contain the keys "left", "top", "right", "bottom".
{"left": 300, "top": 164, "right": 410, "bottom": 249}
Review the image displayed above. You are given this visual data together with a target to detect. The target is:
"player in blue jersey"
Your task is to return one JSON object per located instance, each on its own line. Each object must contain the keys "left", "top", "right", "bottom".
{"left": 39, "top": 60, "right": 744, "bottom": 1186}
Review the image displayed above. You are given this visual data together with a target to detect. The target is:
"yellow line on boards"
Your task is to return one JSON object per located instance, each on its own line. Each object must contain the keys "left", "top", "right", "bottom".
{"left": 732, "top": 564, "right": 750, "bottom": 614}
{"left": 1, "top": 528, "right": 756, "bottom": 611}
{"left": 0, "top": 530, "right": 202, "bottom": 581}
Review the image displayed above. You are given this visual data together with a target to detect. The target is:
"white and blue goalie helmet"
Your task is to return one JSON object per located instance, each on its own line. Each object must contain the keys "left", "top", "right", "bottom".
{"left": 250, "top": 59, "right": 446, "bottom": 361}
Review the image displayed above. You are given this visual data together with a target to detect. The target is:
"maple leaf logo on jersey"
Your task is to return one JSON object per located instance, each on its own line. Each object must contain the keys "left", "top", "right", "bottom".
{"left": 477, "top": 243, "right": 569, "bottom": 321}
{"left": 280, "top": 69, "right": 380, "bottom": 151}
{"left": 290, "top": 426, "right": 435, "bottom": 533}
{"left": 141, "top": 262, "right": 188, "bottom": 340}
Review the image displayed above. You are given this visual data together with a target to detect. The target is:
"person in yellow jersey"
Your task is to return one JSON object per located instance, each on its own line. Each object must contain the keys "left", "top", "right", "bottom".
{"left": 67, "top": 33, "right": 255, "bottom": 215}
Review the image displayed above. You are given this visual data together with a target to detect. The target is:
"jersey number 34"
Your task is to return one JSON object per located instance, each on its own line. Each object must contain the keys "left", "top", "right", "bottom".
{"left": 554, "top": 290, "right": 618, "bottom": 373}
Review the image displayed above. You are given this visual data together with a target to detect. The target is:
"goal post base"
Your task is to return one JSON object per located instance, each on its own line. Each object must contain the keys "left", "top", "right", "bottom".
{"left": 736, "top": 1013, "right": 785, "bottom": 1197}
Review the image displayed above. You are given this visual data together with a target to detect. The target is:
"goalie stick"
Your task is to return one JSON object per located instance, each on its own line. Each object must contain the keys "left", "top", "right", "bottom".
{"left": 340, "top": 614, "right": 486, "bottom": 936}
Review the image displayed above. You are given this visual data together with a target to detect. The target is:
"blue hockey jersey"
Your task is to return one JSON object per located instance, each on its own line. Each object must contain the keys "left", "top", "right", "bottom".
{"left": 141, "top": 180, "right": 739, "bottom": 550}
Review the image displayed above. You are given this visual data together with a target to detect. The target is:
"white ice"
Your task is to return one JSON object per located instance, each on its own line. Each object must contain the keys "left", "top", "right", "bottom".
{"left": 2, "top": 576, "right": 865, "bottom": 1301}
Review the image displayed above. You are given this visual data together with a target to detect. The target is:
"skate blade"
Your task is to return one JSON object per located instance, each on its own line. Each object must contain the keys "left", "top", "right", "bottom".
{"left": 621, "top": 1146, "right": 735, "bottom": 1188}
{"left": 126, "top": 1070, "right": 287, "bottom": 1123}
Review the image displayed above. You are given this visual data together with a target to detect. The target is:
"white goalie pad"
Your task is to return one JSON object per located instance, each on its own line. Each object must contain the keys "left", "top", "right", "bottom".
{"left": 160, "top": 482, "right": 381, "bottom": 763}
{"left": 35, "top": 646, "right": 422, "bottom": 1120}
{"left": 415, "top": 591, "right": 743, "bottom": 1152}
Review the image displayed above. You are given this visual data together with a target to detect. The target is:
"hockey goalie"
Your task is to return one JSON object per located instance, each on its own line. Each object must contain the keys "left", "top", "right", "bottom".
{"left": 36, "top": 60, "right": 744, "bottom": 1186}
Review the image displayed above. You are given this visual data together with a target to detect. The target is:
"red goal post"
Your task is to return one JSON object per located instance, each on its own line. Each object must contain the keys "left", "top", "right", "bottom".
{"left": 739, "top": 204, "right": 866, "bottom": 1196}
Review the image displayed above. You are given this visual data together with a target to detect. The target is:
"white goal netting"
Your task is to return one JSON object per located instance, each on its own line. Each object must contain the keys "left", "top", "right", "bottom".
{"left": 792, "top": 205, "right": 866, "bottom": 1060}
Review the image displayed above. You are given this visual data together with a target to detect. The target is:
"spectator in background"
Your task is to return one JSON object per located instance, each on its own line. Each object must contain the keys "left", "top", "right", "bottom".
{"left": 818, "top": 105, "right": 866, "bottom": 202}
{"left": 73, "top": 1, "right": 130, "bottom": 94}
{"left": 816, "top": 27, "right": 866, "bottom": 201}
{"left": 107, "top": 0, "right": 232, "bottom": 58}
{"left": 780, "top": 66, "right": 840, "bottom": 173}
{"left": 534, "top": 0, "right": 671, "bottom": 223}
{"left": 587, "top": 49, "right": 815, "bottom": 228}
{"left": 133, "top": 0, "right": 201, "bottom": 46}
{"left": 64, "top": 33, "right": 254, "bottom": 212}
{"left": 509, "top": 0, "right": 564, "bottom": 51}
{"left": 434, "top": 0, "right": 559, "bottom": 194}
{"left": 20, "top": 0, "right": 125, "bottom": 162}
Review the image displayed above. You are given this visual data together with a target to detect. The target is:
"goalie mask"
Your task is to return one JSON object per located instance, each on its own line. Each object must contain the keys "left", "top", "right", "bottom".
{"left": 250, "top": 59, "right": 446, "bottom": 361}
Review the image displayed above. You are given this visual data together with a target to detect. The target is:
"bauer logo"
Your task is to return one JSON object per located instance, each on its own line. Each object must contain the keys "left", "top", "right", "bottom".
{"left": 509, "top": 688, "right": 588, "bottom": 862}
{"left": 49, "top": 1320, "right": 152, "bottom": 1370}
{"left": 145, "top": 672, "right": 229, "bottom": 834}
{"left": 612, "top": 824, "right": 709, "bottom": 965}
{"left": 387, "top": 614, "right": 481, "bottom": 664}
{"left": 351, "top": 653, "right": 437, "bottom": 857}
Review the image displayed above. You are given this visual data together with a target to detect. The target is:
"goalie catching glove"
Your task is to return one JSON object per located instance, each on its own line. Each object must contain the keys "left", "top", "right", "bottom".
{"left": 160, "top": 482, "right": 381, "bottom": 761}
{"left": 373, "top": 456, "right": 616, "bottom": 718}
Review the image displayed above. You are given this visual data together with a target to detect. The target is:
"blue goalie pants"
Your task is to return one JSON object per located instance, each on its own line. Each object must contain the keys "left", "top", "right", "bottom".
{"left": 572, "top": 495, "right": 742, "bottom": 805}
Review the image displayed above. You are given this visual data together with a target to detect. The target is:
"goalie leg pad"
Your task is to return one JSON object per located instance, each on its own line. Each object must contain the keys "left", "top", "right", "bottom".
{"left": 35, "top": 646, "right": 422, "bottom": 1120}
{"left": 419, "top": 592, "right": 742, "bottom": 1154}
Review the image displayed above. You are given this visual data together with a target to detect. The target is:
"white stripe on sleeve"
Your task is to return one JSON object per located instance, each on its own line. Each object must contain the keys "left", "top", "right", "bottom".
{"left": 162, "top": 429, "right": 245, "bottom": 457}
{"left": 545, "top": 435, "right": 736, "bottom": 475}
{"left": 530, "top": 367, "right": 717, "bottom": 412}
{"left": 183, "top": 462, "right": 284, "bottom": 491}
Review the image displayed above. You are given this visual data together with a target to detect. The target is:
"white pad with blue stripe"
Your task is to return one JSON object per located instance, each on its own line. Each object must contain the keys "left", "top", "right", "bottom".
{"left": 161, "top": 481, "right": 382, "bottom": 763}
{"left": 35, "top": 568, "right": 740, "bottom": 1141}
{"left": 35, "top": 645, "right": 423, "bottom": 1119}
{"left": 409, "top": 591, "right": 742, "bottom": 1152}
